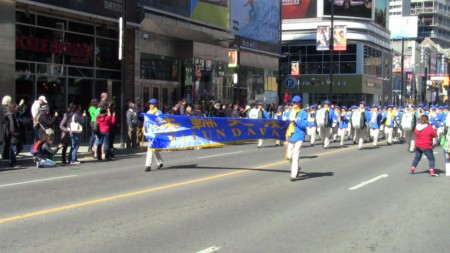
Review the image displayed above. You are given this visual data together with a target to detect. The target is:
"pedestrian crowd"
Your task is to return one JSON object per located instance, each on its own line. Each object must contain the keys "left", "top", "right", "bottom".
{"left": 1, "top": 94, "right": 449, "bottom": 178}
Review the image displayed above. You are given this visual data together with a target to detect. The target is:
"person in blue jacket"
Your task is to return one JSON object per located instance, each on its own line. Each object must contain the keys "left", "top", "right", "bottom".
{"left": 285, "top": 95, "right": 308, "bottom": 182}
{"left": 317, "top": 100, "right": 335, "bottom": 149}
{"left": 382, "top": 105, "right": 395, "bottom": 145}
{"left": 368, "top": 105, "right": 382, "bottom": 146}
{"left": 338, "top": 106, "right": 350, "bottom": 146}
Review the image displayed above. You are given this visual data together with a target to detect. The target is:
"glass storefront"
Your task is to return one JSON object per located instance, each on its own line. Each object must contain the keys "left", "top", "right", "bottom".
{"left": 15, "top": 10, "right": 120, "bottom": 113}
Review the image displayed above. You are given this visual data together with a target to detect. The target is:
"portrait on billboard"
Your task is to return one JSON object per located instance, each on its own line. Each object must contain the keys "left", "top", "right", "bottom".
{"left": 228, "top": 50, "right": 238, "bottom": 68}
{"left": 316, "top": 26, "right": 330, "bottom": 51}
{"left": 323, "top": 0, "right": 372, "bottom": 20}
{"left": 282, "top": 0, "right": 317, "bottom": 19}
{"left": 291, "top": 61, "right": 300, "bottom": 76}
{"left": 333, "top": 25, "right": 347, "bottom": 51}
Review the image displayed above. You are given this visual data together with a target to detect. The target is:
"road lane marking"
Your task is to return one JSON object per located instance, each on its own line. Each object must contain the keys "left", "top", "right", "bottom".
{"left": 199, "top": 151, "right": 243, "bottom": 159}
{"left": 0, "top": 175, "right": 78, "bottom": 188}
{"left": 349, "top": 174, "right": 389, "bottom": 190}
{"left": 196, "top": 246, "right": 221, "bottom": 253}
{"left": 0, "top": 145, "right": 363, "bottom": 223}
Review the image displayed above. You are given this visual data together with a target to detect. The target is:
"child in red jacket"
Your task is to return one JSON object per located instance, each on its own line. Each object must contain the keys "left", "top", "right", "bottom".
{"left": 410, "top": 115, "right": 438, "bottom": 176}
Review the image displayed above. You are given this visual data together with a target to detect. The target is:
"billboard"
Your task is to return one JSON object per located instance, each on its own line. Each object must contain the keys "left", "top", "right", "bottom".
{"left": 389, "top": 16, "right": 418, "bottom": 39}
{"left": 316, "top": 25, "right": 330, "bottom": 51}
{"left": 190, "top": 0, "right": 230, "bottom": 29}
{"left": 228, "top": 49, "right": 238, "bottom": 67}
{"left": 323, "top": 0, "right": 372, "bottom": 20}
{"left": 333, "top": 25, "right": 347, "bottom": 51}
{"left": 291, "top": 61, "right": 300, "bottom": 76}
{"left": 374, "top": 0, "right": 388, "bottom": 28}
{"left": 392, "top": 55, "right": 413, "bottom": 73}
{"left": 29, "top": 0, "right": 140, "bottom": 23}
{"left": 282, "top": 0, "right": 317, "bottom": 19}
{"left": 231, "top": 0, "right": 281, "bottom": 45}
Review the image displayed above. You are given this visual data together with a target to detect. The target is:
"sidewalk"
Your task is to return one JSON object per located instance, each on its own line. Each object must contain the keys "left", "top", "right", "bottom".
{"left": 2, "top": 143, "right": 149, "bottom": 168}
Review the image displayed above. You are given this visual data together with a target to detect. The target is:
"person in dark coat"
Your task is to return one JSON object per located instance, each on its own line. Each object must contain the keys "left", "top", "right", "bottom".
{"left": 59, "top": 107, "right": 72, "bottom": 164}
{"left": 5, "top": 103, "right": 23, "bottom": 167}
{"left": 37, "top": 105, "right": 58, "bottom": 139}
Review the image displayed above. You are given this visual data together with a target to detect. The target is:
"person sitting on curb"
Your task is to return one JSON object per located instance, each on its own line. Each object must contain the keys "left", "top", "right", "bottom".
{"left": 35, "top": 129, "right": 62, "bottom": 168}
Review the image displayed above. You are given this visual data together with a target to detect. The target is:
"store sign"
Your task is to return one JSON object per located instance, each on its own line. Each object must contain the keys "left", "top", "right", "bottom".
{"left": 16, "top": 35, "right": 92, "bottom": 65}
{"left": 29, "top": 0, "right": 140, "bottom": 23}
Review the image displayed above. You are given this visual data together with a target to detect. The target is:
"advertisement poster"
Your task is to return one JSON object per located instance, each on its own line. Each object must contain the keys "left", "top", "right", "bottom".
{"left": 282, "top": 0, "right": 317, "bottom": 19}
{"left": 228, "top": 49, "right": 238, "bottom": 67}
{"left": 190, "top": 0, "right": 230, "bottom": 29}
{"left": 374, "top": 0, "right": 388, "bottom": 28}
{"left": 333, "top": 25, "right": 347, "bottom": 51}
{"left": 323, "top": 0, "right": 372, "bottom": 20}
{"left": 389, "top": 16, "right": 418, "bottom": 39}
{"left": 316, "top": 25, "right": 330, "bottom": 51}
{"left": 291, "top": 61, "right": 299, "bottom": 76}
{"left": 392, "top": 55, "right": 413, "bottom": 73}
{"left": 231, "top": 0, "right": 281, "bottom": 45}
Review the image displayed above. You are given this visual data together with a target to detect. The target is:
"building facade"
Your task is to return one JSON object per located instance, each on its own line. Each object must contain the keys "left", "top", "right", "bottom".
{"left": 281, "top": 0, "right": 392, "bottom": 106}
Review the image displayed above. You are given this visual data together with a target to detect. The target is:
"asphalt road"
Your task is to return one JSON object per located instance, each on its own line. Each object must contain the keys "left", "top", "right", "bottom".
{"left": 0, "top": 139, "right": 449, "bottom": 253}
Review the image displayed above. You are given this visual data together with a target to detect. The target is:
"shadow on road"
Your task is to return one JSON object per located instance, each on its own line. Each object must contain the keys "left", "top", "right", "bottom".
{"left": 162, "top": 164, "right": 290, "bottom": 174}
{"left": 296, "top": 171, "right": 334, "bottom": 180}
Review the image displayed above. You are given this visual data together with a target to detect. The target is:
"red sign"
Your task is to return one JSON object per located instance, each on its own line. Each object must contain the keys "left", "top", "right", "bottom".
{"left": 16, "top": 35, "right": 93, "bottom": 65}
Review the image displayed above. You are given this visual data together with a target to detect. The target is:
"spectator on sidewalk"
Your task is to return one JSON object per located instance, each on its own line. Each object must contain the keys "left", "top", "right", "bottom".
{"left": 37, "top": 105, "right": 58, "bottom": 139}
{"left": 88, "top": 98, "right": 99, "bottom": 153}
{"left": 35, "top": 129, "right": 62, "bottom": 168}
{"left": 68, "top": 103, "right": 86, "bottom": 165}
{"left": 59, "top": 106, "right": 71, "bottom": 164}
{"left": 92, "top": 107, "right": 116, "bottom": 160}
{"left": 5, "top": 103, "right": 23, "bottom": 168}
{"left": 31, "top": 96, "right": 47, "bottom": 143}
{"left": 126, "top": 102, "right": 139, "bottom": 148}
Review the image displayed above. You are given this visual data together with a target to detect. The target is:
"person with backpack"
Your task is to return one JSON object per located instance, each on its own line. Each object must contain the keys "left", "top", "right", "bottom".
{"left": 126, "top": 102, "right": 139, "bottom": 149}
{"left": 34, "top": 129, "right": 62, "bottom": 168}
{"left": 67, "top": 103, "right": 86, "bottom": 165}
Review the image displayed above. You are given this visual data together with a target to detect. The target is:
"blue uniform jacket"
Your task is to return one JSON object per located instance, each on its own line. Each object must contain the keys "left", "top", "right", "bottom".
{"left": 368, "top": 112, "right": 382, "bottom": 129}
{"left": 338, "top": 113, "right": 350, "bottom": 129}
{"left": 286, "top": 109, "right": 308, "bottom": 142}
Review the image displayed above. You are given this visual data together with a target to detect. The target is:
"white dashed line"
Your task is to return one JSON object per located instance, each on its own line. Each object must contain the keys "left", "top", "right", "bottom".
{"left": 349, "top": 174, "right": 389, "bottom": 190}
{"left": 0, "top": 175, "right": 78, "bottom": 188}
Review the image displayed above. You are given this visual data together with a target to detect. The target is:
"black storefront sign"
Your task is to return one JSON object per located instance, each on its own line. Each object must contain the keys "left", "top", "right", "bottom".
{"left": 29, "top": 0, "right": 141, "bottom": 23}
{"left": 239, "top": 36, "right": 280, "bottom": 54}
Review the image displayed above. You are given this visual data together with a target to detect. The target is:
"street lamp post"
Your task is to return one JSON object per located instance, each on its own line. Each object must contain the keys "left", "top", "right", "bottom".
{"left": 328, "top": 0, "right": 334, "bottom": 101}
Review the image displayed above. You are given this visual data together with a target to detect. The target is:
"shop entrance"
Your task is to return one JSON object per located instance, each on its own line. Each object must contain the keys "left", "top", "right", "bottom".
{"left": 142, "top": 82, "right": 178, "bottom": 112}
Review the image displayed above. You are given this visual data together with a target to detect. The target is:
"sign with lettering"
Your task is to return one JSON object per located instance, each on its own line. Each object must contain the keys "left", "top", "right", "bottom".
{"left": 144, "top": 114, "right": 289, "bottom": 149}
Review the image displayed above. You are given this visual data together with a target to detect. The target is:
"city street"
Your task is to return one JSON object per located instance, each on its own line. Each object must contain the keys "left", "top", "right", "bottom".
{"left": 0, "top": 139, "right": 449, "bottom": 253}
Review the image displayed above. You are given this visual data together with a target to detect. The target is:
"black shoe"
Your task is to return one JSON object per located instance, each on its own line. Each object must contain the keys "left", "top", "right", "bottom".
{"left": 145, "top": 166, "right": 151, "bottom": 172}
{"left": 158, "top": 163, "right": 164, "bottom": 169}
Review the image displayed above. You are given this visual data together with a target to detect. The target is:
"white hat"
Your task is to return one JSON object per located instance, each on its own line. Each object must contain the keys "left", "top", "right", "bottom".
{"left": 39, "top": 96, "right": 47, "bottom": 103}
{"left": 45, "top": 128, "right": 54, "bottom": 136}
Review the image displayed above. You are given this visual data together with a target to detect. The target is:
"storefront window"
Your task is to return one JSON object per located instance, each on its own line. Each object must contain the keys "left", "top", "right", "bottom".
{"left": 364, "top": 45, "right": 382, "bottom": 77}
{"left": 37, "top": 76, "right": 66, "bottom": 112}
{"left": 141, "top": 53, "right": 178, "bottom": 81}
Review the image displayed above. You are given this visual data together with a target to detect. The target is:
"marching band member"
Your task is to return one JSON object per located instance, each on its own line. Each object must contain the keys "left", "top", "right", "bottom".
{"left": 306, "top": 105, "right": 317, "bottom": 146}
{"left": 316, "top": 100, "right": 334, "bottom": 149}
{"left": 249, "top": 102, "right": 269, "bottom": 148}
{"left": 428, "top": 106, "right": 439, "bottom": 146}
{"left": 338, "top": 106, "right": 350, "bottom": 146}
{"left": 331, "top": 106, "right": 340, "bottom": 142}
{"left": 401, "top": 104, "right": 416, "bottom": 153}
{"left": 368, "top": 105, "right": 382, "bottom": 146}
{"left": 275, "top": 105, "right": 285, "bottom": 146}
{"left": 436, "top": 106, "right": 445, "bottom": 145}
{"left": 145, "top": 98, "right": 164, "bottom": 172}
{"left": 393, "top": 105, "right": 403, "bottom": 143}
{"left": 382, "top": 105, "right": 395, "bottom": 145}
{"left": 285, "top": 96, "right": 308, "bottom": 182}
{"left": 351, "top": 101, "right": 367, "bottom": 150}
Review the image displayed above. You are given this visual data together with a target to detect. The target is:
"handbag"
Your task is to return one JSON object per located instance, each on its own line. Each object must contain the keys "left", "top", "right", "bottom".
{"left": 70, "top": 115, "right": 83, "bottom": 133}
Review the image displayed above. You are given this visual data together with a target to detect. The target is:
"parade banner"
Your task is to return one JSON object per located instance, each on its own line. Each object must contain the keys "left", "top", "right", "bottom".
{"left": 144, "top": 114, "right": 289, "bottom": 149}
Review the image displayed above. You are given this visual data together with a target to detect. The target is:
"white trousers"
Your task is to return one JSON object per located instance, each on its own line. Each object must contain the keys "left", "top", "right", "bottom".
{"left": 287, "top": 140, "right": 303, "bottom": 178}
{"left": 354, "top": 128, "right": 364, "bottom": 148}
{"left": 370, "top": 128, "right": 380, "bottom": 146}
{"left": 319, "top": 126, "right": 331, "bottom": 148}
{"left": 338, "top": 128, "right": 346, "bottom": 145}
{"left": 258, "top": 139, "right": 263, "bottom": 147}
{"left": 146, "top": 149, "right": 163, "bottom": 167}
{"left": 404, "top": 130, "right": 415, "bottom": 152}
{"left": 307, "top": 126, "right": 317, "bottom": 145}
{"left": 384, "top": 126, "right": 393, "bottom": 144}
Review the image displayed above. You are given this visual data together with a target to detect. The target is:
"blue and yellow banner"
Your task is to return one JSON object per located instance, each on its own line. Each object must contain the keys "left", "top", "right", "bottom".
{"left": 144, "top": 114, "right": 289, "bottom": 149}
